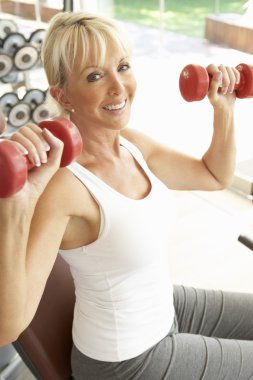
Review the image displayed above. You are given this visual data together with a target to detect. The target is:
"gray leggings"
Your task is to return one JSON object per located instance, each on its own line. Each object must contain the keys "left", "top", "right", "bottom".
{"left": 71, "top": 285, "right": 253, "bottom": 380}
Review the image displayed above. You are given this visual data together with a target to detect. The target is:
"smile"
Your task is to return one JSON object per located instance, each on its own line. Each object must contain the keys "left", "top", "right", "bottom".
{"left": 103, "top": 100, "right": 126, "bottom": 111}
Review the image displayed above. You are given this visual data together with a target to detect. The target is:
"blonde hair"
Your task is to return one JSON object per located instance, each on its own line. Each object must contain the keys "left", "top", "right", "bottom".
{"left": 41, "top": 11, "right": 132, "bottom": 88}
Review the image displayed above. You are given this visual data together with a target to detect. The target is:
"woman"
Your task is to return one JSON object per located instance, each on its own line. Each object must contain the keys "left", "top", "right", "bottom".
{"left": 0, "top": 11, "right": 253, "bottom": 380}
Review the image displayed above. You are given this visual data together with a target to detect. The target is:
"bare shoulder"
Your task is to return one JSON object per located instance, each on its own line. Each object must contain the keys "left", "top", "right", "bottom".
{"left": 121, "top": 128, "right": 159, "bottom": 161}
{"left": 36, "top": 167, "right": 91, "bottom": 218}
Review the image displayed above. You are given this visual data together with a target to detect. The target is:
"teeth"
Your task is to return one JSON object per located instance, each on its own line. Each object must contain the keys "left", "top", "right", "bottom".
{"left": 104, "top": 100, "right": 126, "bottom": 111}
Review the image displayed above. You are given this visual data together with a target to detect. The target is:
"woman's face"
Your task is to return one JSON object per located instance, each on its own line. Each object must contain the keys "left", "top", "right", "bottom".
{"left": 63, "top": 39, "right": 137, "bottom": 133}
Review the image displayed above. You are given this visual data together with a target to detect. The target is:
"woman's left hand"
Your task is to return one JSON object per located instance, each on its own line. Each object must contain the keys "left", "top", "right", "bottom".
{"left": 206, "top": 64, "right": 240, "bottom": 109}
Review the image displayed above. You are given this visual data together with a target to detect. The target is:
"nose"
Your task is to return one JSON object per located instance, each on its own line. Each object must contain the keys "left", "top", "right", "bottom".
{"left": 108, "top": 72, "right": 125, "bottom": 96}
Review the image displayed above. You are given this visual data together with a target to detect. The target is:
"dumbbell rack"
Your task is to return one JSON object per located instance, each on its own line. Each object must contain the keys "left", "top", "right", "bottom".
{"left": 0, "top": 16, "right": 53, "bottom": 135}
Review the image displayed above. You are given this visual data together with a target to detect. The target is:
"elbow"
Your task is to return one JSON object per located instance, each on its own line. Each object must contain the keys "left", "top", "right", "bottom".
{"left": 0, "top": 323, "right": 27, "bottom": 347}
{"left": 215, "top": 175, "right": 234, "bottom": 190}
{"left": 0, "top": 332, "right": 20, "bottom": 347}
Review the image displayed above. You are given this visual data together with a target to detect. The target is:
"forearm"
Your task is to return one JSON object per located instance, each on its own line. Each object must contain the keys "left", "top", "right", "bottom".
{"left": 0, "top": 203, "right": 35, "bottom": 345}
{"left": 202, "top": 107, "right": 236, "bottom": 188}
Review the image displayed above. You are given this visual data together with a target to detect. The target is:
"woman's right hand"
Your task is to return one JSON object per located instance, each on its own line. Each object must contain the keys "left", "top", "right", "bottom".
{"left": 3, "top": 123, "right": 64, "bottom": 202}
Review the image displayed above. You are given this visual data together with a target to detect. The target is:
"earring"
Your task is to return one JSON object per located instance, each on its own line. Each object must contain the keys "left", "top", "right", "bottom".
{"left": 70, "top": 108, "right": 75, "bottom": 113}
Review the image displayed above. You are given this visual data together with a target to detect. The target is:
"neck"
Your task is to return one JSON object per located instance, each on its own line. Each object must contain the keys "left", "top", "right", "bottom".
{"left": 71, "top": 119, "right": 123, "bottom": 165}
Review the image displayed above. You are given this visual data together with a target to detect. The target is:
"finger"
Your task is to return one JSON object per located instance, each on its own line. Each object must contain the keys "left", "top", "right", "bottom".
{"left": 12, "top": 141, "right": 29, "bottom": 156}
{"left": 11, "top": 131, "right": 43, "bottom": 167}
{"left": 225, "top": 66, "right": 237, "bottom": 94}
{"left": 218, "top": 64, "right": 230, "bottom": 95}
{"left": 206, "top": 64, "right": 222, "bottom": 99}
{"left": 232, "top": 67, "right": 240, "bottom": 86}
{"left": 25, "top": 123, "right": 50, "bottom": 151}
{"left": 12, "top": 125, "right": 49, "bottom": 165}
{"left": 42, "top": 128, "right": 64, "bottom": 168}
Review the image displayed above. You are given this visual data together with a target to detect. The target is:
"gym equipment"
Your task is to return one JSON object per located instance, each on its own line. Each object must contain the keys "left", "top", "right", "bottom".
{"left": 32, "top": 103, "right": 51, "bottom": 124}
{"left": 0, "top": 118, "right": 83, "bottom": 197}
{"left": 3, "top": 32, "right": 26, "bottom": 55}
{"left": 8, "top": 102, "right": 31, "bottom": 128}
{"left": 23, "top": 89, "right": 51, "bottom": 124}
{"left": 238, "top": 232, "right": 253, "bottom": 251}
{"left": 3, "top": 32, "right": 39, "bottom": 71}
{"left": 0, "top": 92, "right": 19, "bottom": 116}
{"left": 1, "top": 71, "right": 19, "bottom": 84}
{"left": 179, "top": 63, "right": 253, "bottom": 102}
{"left": 28, "top": 29, "right": 46, "bottom": 51}
{"left": 14, "top": 44, "right": 39, "bottom": 71}
{"left": 0, "top": 19, "right": 18, "bottom": 40}
{"left": 0, "top": 52, "right": 13, "bottom": 78}
{"left": 0, "top": 92, "right": 31, "bottom": 128}
{"left": 14, "top": 255, "right": 75, "bottom": 380}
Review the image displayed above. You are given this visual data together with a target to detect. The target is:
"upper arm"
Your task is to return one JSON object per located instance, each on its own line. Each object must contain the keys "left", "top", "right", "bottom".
{"left": 24, "top": 169, "right": 71, "bottom": 326}
{"left": 121, "top": 128, "right": 222, "bottom": 191}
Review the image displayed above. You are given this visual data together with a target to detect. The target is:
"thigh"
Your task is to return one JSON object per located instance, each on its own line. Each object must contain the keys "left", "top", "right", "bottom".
{"left": 71, "top": 334, "right": 253, "bottom": 380}
{"left": 71, "top": 345, "right": 120, "bottom": 380}
{"left": 173, "top": 285, "right": 253, "bottom": 340}
{"left": 152, "top": 333, "right": 253, "bottom": 380}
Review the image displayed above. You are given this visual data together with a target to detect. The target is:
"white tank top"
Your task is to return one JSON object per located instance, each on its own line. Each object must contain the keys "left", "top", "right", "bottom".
{"left": 59, "top": 137, "right": 176, "bottom": 362}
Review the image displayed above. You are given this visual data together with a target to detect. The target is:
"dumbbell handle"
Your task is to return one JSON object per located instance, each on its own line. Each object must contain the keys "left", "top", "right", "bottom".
{"left": 179, "top": 63, "right": 253, "bottom": 101}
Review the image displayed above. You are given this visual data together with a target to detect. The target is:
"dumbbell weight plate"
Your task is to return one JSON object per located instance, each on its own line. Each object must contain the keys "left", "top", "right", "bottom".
{"left": 0, "top": 19, "right": 18, "bottom": 40}
{"left": 3, "top": 32, "right": 26, "bottom": 55}
{"left": 179, "top": 64, "right": 209, "bottom": 102}
{"left": 8, "top": 102, "right": 31, "bottom": 128}
{"left": 23, "top": 89, "right": 45, "bottom": 109}
{"left": 0, "top": 92, "right": 19, "bottom": 115}
{"left": 1, "top": 71, "right": 19, "bottom": 84}
{"left": 0, "top": 141, "right": 28, "bottom": 198}
{"left": 32, "top": 103, "right": 50, "bottom": 124}
{"left": 0, "top": 52, "right": 13, "bottom": 78}
{"left": 29, "top": 29, "right": 46, "bottom": 50}
{"left": 236, "top": 63, "right": 253, "bottom": 99}
{"left": 13, "top": 44, "right": 39, "bottom": 71}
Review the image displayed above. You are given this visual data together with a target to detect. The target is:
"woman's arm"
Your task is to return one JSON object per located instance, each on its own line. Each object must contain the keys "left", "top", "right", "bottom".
{"left": 122, "top": 64, "right": 238, "bottom": 191}
{"left": 0, "top": 128, "right": 69, "bottom": 346}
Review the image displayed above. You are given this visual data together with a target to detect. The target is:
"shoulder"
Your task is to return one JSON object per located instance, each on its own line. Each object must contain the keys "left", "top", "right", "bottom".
{"left": 120, "top": 128, "right": 159, "bottom": 162}
{"left": 35, "top": 167, "right": 93, "bottom": 219}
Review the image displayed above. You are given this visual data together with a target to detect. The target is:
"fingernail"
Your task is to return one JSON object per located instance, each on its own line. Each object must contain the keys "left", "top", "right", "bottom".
{"left": 34, "top": 153, "right": 41, "bottom": 167}
{"left": 44, "top": 143, "right": 50, "bottom": 151}
{"left": 22, "top": 148, "right": 29, "bottom": 155}
{"left": 41, "top": 151, "right": 48, "bottom": 164}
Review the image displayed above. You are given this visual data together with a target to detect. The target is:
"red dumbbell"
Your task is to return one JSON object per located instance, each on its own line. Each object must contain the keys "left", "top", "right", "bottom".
{"left": 179, "top": 63, "right": 253, "bottom": 102}
{"left": 0, "top": 117, "right": 83, "bottom": 198}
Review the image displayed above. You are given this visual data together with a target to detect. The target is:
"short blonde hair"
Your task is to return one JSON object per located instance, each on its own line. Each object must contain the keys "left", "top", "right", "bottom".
{"left": 41, "top": 11, "right": 132, "bottom": 88}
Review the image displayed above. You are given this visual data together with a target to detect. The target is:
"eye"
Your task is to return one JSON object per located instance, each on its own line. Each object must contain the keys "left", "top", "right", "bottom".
{"left": 87, "top": 71, "right": 103, "bottom": 82}
{"left": 118, "top": 63, "right": 130, "bottom": 72}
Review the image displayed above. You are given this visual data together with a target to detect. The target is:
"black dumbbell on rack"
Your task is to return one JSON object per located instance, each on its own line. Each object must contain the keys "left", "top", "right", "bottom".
{"left": 0, "top": 19, "right": 18, "bottom": 40}
{"left": 23, "top": 89, "right": 51, "bottom": 124}
{"left": 28, "top": 29, "right": 46, "bottom": 52}
{"left": 3, "top": 32, "right": 39, "bottom": 72}
{"left": 0, "top": 92, "right": 31, "bottom": 129}
{"left": 0, "top": 50, "right": 14, "bottom": 80}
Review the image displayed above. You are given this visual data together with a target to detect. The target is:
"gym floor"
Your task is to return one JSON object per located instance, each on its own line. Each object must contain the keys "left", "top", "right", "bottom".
{"left": 0, "top": 11, "right": 252, "bottom": 380}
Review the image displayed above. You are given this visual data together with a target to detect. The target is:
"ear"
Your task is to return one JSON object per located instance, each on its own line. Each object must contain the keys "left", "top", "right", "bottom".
{"left": 50, "top": 86, "right": 72, "bottom": 111}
